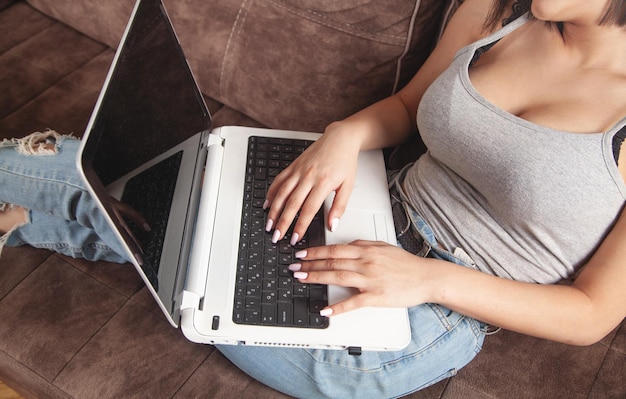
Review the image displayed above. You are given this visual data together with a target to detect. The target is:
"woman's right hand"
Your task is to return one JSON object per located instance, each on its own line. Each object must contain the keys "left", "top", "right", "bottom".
{"left": 264, "top": 122, "right": 363, "bottom": 245}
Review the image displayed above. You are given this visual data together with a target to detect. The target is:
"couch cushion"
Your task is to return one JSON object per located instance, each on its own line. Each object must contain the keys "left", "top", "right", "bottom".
{"left": 175, "top": 0, "right": 454, "bottom": 132}
{"left": 26, "top": 0, "right": 454, "bottom": 132}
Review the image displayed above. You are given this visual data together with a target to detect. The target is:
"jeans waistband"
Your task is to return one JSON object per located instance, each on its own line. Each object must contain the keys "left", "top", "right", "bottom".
{"left": 388, "top": 165, "right": 476, "bottom": 268}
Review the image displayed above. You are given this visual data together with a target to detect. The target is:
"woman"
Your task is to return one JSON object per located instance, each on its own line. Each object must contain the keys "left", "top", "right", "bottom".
{"left": 218, "top": 0, "right": 626, "bottom": 397}
{"left": 0, "top": 0, "right": 624, "bottom": 397}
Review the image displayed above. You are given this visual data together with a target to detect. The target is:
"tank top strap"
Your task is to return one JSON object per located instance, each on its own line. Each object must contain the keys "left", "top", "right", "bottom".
{"left": 611, "top": 119, "right": 626, "bottom": 163}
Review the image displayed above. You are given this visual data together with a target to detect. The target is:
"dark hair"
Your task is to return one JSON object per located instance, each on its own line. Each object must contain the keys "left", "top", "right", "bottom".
{"left": 601, "top": 0, "right": 626, "bottom": 25}
{"left": 485, "top": 0, "right": 530, "bottom": 30}
{"left": 485, "top": 0, "right": 626, "bottom": 29}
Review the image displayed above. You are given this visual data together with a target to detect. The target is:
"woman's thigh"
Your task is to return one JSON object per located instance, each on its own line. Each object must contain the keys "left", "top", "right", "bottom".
{"left": 217, "top": 303, "right": 485, "bottom": 399}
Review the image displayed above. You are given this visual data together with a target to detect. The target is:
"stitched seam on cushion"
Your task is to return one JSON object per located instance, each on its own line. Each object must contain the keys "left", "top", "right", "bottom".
{"left": 219, "top": 0, "right": 252, "bottom": 97}
{"left": 267, "top": 0, "right": 407, "bottom": 45}
{"left": 437, "top": 0, "right": 460, "bottom": 40}
{"left": 392, "top": 0, "right": 421, "bottom": 94}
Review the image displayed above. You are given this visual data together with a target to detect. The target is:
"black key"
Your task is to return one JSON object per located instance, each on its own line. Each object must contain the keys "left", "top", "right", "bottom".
{"left": 233, "top": 136, "right": 330, "bottom": 329}
{"left": 277, "top": 302, "right": 293, "bottom": 325}
{"left": 255, "top": 167, "right": 267, "bottom": 180}
{"left": 261, "top": 304, "right": 277, "bottom": 325}
{"left": 293, "top": 297, "right": 308, "bottom": 326}
{"left": 244, "top": 309, "right": 260, "bottom": 324}
{"left": 310, "top": 314, "right": 329, "bottom": 328}
{"left": 261, "top": 291, "right": 277, "bottom": 305}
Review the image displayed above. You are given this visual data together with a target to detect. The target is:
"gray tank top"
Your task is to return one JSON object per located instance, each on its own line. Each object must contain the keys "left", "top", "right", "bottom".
{"left": 402, "top": 14, "right": 626, "bottom": 283}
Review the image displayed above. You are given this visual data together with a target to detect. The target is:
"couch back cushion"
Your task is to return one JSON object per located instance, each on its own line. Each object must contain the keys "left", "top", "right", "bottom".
{"left": 27, "top": 0, "right": 455, "bottom": 132}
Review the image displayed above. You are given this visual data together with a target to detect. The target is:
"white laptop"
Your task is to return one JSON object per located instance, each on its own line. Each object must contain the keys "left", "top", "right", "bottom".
{"left": 77, "top": 0, "right": 410, "bottom": 352}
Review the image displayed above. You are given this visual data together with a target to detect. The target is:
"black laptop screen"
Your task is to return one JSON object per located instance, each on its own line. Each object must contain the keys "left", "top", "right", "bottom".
{"left": 84, "top": 0, "right": 211, "bottom": 186}
{"left": 78, "top": 0, "right": 212, "bottom": 318}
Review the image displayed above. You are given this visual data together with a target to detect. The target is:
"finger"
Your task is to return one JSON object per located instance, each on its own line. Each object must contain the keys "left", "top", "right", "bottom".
{"left": 264, "top": 166, "right": 293, "bottom": 209}
{"left": 319, "top": 293, "right": 375, "bottom": 317}
{"left": 293, "top": 268, "right": 367, "bottom": 289}
{"left": 327, "top": 178, "right": 354, "bottom": 232}
{"left": 290, "top": 257, "right": 363, "bottom": 274}
{"left": 264, "top": 172, "right": 296, "bottom": 223}
{"left": 294, "top": 243, "right": 363, "bottom": 261}
{"left": 348, "top": 239, "right": 389, "bottom": 247}
{"left": 271, "top": 182, "right": 315, "bottom": 243}
{"left": 289, "top": 187, "right": 332, "bottom": 246}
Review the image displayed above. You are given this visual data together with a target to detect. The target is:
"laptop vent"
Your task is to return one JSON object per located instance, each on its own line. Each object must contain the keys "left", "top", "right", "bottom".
{"left": 252, "top": 342, "right": 312, "bottom": 348}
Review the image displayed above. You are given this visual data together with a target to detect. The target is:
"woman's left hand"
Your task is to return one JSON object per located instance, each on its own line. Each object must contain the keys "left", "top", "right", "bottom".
{"left": 290, "top": 240, "right": 437, "bottom": 316}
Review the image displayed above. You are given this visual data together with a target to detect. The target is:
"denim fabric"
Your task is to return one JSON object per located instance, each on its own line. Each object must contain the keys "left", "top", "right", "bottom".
{"left": 0, "top": 132, "right": 129, "bottom": 263}
{"left": 217, "top": 169, "right": 487, "bottom": 399}
{"left": 2, "top": 133, "right": 486, "bottom": 397}
{"left": 218, "top": 301, "right": 485, "bottom": 399}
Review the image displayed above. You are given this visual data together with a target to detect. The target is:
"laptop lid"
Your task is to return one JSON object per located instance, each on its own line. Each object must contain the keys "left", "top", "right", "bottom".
{"left": 78, "top": 0, "right": 211, "bottom": 324}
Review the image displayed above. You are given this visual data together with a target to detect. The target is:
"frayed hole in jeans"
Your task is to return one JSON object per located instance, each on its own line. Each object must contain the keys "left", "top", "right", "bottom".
{"left": 14, "top": 130, "right": 64, "bottom": 155}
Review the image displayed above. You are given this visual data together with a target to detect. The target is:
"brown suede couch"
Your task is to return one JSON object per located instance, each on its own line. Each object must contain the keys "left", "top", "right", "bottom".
{"left": 0, "top": 0, "right": 624, "bottom": 398}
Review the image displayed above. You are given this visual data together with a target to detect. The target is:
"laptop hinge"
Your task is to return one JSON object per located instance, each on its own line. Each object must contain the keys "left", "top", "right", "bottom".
{"left": 179, "top": 290, "right": 202, "bottom": 311}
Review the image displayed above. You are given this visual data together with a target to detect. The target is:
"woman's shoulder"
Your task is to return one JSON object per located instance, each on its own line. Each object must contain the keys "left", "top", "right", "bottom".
{"left": 443, "top": 0, "right": 520, "bottom": 46}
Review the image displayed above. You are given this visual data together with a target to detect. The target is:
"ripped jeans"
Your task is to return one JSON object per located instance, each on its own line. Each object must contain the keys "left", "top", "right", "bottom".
{"left": 0, "top": 131, "right": 129, "bottom": 262}
{"left": 217, "top": 167, "right": 487, "bottom": 399}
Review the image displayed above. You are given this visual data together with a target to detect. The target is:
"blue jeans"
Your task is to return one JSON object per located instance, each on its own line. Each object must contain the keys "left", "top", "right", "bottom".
{"left": 2, "top": 134, "right": 486, "bottom": 397}
{"left": 217, "top": 169, "right": 487, "bottom": 399}
{"left": 0, "top": 131, "right": 129, "bottom": 263}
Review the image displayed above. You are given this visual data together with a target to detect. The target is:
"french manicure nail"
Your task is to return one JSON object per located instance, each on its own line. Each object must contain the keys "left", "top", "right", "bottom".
{"left": 320, "top": 308, "right": 333, "bottom": 317}
{"left": 272, "top": 229, "right": 281, "bottom": 244}
{"left": 293, "top": 271, "right": 308, "bottom": 280}
{"left": 265, "top": 218, "right": 274, "bottom": 232}
{"left": 295, "top": 250, "right": 307, "bottom": 259}
{"left": 290, "top": 232, "right": 299, "bottom": 246}
{"left": 262, "top": 199, "right": 269, "bottom": 210}
{"left": 288, "top": 263, "right": 302, "bottom": 271}
{"left": 330, "top": 217, "right": 340, "bottom": 232}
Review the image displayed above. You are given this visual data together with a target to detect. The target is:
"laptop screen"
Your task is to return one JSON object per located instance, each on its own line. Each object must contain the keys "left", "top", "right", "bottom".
{"left": 83, "top": 0, "right": 210, "bottom": 186}
{"left": 79, "top": 0, "right": 212, "bottom": 319}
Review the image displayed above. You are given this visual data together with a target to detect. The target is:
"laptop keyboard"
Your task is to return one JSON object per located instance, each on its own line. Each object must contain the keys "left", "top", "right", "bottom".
{"left": 234, "top": 136, "right": 329, "bottom": 329}
{"left": 121, "top": 151, "right": 183, "bottom": 288}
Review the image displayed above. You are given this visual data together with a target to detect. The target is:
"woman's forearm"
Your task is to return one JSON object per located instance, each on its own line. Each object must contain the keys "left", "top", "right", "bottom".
{"left": 425, "top": 260, "right": 605, "bottom": 346}
{"left": 326, "top": 94, "right": 416, "bottom": 152}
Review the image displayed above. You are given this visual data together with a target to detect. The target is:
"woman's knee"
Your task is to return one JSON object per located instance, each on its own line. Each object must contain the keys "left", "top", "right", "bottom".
{"left": 0, "top": 204, "right": 27, "bottom": 235}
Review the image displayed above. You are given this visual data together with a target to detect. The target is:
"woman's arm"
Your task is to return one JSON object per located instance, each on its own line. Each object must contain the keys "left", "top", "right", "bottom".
{"left": 431, "top": 207, "right": 626, "bottom": 346}
{"left": 295, "top": 207, "right": 626, "bottom": 346}
{"left": 265, "top": 0, "right": 493, "bottom": 243}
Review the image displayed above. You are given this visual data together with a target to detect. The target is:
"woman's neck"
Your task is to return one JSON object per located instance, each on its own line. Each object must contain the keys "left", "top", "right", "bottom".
{"left": 558, "top": 22, "right": 626, "bottom": 72}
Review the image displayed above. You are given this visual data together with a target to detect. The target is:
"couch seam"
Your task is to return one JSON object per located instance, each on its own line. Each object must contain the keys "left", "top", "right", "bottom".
{"left": 219, "top": 0, "right": 252, "bottom": 97}
{"left": 169, "top": 349, "right": 219, "bottom": 398}
{"left": 0, "top": 5, "right": 56, "bottom": 59}
{"left": 0, "top": 46, "right": 111, "bottom": 131}
{"left": 392, "top": 0, "right": 421, "bottom": 94}
{"left": 0, "top": 252, "right": 55, "bottom": 303}
{"left": 51, "top": 294, "right": 135, "bottom": 385}
{"left": 0, "top": 348, "right": 73, "bottom": 399}
{"left": 583, "top": 330, "right": 623, "bottom": 398}
{"left": 266, "top": 0, "right": 407, "bottom": 45}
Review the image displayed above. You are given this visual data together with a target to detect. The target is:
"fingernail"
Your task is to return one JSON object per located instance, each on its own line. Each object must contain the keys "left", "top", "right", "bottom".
{"left": 143, "top": 223, "right": 152, "bottom": 232}
{"left": 288, "top": 263, "right": 302, "bottom": 271}
{"left": 330, "top": 217, "right": 340, "bottom": 232}
{"left": 295, "top": 250, "right": 307, "bottom": 259}
{"left": 262, "top": 200, "right": 269, "bottom": 210}
{"left": 290, "top": 232, "right": 299, "bottom": 246}
{"left": 320, "top": 308, "right": 333, "bottom": 317}
{"left": 271, "top": 229, "right": 281, "bottom": 244}
{"left": 265, "top": 218, "right": 274, "bottom": 232}
{"left": 293, "top": 271, "right": 308, "bottom": 280}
